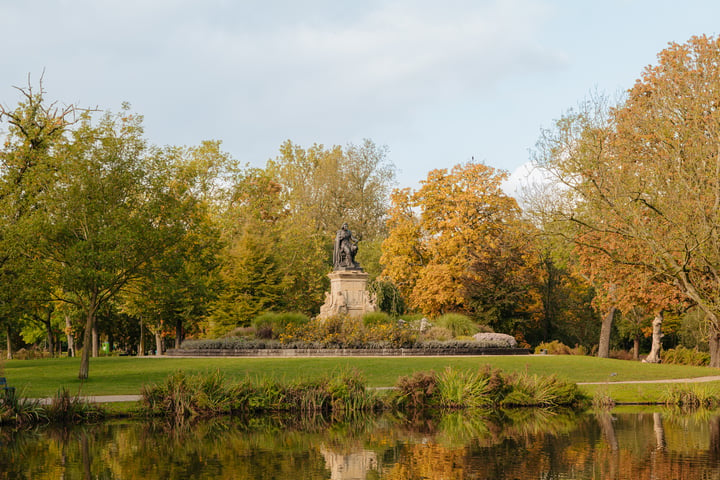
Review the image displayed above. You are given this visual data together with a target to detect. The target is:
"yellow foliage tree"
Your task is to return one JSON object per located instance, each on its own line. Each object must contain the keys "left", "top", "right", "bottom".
{"left": 381, "top": 162, "right": 537, "bottom": 322}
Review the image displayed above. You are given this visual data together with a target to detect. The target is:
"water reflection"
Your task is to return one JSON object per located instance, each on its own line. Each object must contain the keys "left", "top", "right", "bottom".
{"left": 1, "top": 409, "right": 720, "bottom": 479}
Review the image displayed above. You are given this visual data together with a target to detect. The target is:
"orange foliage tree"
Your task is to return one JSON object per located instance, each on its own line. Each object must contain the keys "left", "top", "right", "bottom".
{"left": 535, "top": 35, "right": 720, "bottom": 366}
{"left": 381, "top": 162, "right": 540, "bottom": 331}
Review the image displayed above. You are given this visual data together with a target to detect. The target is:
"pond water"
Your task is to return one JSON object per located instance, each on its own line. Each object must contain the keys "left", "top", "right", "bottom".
{"left": 1, "top": 409, "right": 719, "bottom": 479}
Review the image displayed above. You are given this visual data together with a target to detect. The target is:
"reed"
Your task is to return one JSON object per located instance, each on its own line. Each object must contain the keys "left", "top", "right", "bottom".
{"left": 45, "top": 387, "right": 105, "bottom": 423}
{"left": 140, "top": 369, "right": 380, "bottom": 418}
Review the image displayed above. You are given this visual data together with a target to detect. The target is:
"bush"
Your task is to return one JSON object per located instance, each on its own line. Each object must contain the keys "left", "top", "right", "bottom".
{"left": 362, "top": 312, "right": 394, "bottom": 327}
{"left": 435, "top": 314, "right": 479, "bottom": 337}
{"left": 535, "top": 340, "right": 587, "bottom": 355}
{"left": 662, "top": 346, "right": 710, "bottom": 366}
{"left": 423, "top": 326, "right": 453, "bottom": 341}
{"left": 393, "top": 371, "right": 438, "bottom": 409}
{"left": 251, "top": 312, "right": 310, "bottom": 339}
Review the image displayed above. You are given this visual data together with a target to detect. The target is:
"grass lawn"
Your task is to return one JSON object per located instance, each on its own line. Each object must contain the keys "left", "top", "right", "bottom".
{"left": 2, "top": 354, "right": 720, "bottom": 402}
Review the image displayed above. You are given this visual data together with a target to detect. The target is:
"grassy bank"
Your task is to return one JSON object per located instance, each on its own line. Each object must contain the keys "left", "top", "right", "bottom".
{"left": 2, "top": 355, "right": 720, "bottom": 402}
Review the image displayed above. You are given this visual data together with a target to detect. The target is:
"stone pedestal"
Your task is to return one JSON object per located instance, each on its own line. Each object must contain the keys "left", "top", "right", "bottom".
{"left": 318, "top": 270, "right": 377, "bottom": 319}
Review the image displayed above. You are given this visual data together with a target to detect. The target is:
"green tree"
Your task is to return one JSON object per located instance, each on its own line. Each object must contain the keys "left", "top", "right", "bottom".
{"left": 0, "top": 82, "right": 75, "bottom": 358}
{"left": 35, "top": 106, "right": 197, "bottom": 378}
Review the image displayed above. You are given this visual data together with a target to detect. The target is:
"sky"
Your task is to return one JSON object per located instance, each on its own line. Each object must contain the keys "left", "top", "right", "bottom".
{"left": 1, "top": 0, "right": 719, "bottom": 196}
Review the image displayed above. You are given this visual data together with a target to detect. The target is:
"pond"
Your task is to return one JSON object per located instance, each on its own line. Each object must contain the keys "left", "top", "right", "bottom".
{"left": 1, "top": 409, "right": 719, "bottom": 479}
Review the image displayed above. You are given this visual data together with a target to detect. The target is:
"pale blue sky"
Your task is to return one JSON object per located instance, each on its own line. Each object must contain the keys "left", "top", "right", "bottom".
{"left": 1, "top": 0, "right": 718, "bottom": 193}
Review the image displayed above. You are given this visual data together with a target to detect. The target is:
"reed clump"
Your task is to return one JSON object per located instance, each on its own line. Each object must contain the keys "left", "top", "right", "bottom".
{"left": 140, "top": 369, "right": 381, "bottom": 418}
{"left": 661, "top": 384, "right": 720, "bottom": 409}
{"left": 0, "top": 387, "right": 104, "bottom": 426}
{"left": 391, "top": 366, "right": 587, "bottom": 410}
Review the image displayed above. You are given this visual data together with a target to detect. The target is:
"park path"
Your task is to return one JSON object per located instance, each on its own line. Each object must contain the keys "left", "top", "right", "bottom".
{"left": 36, "top": 376, "right": 720, "bottom": 404}
{"left": 37, "top": 394, "right": 142, "bottom": 405}
{"left": 577, "top": 375, "right": 720, "bottom": 385}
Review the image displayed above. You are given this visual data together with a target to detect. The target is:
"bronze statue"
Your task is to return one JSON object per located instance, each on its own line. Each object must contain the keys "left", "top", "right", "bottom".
{"left": 333, "top": 223, "right": 361, "bottom": 270}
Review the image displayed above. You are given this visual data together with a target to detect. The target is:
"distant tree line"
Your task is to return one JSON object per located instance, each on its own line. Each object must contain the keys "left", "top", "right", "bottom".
{"left": 3, "top": 35, "right": 720, "bottom": 376}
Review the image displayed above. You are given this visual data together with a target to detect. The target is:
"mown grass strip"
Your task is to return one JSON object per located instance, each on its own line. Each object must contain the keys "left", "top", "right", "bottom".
{"left": 3, "top": 355, "right": 719, "bottom": 399}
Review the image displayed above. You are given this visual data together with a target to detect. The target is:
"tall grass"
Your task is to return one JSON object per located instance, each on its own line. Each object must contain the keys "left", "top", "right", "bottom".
{"left": 391, "top": 366, "right": 587, "bottom": 410}
{"left": 661, "top": 384, "right": 720, "bottom": 408}
{"left": 140, "top": 369, "right": 381, "bottom": 418}
{"left": 0, "top": 388, "right": 45, "bottom": 426}
{"left": 0, "top": 386, "right": 105, "bottom": 427}
{"left": 45, "top": 387, "right": 105, "bottom": 423}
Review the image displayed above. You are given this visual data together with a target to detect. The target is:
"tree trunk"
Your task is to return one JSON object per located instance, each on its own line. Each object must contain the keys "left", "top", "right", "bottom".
{"left": 65, "top": 314, "right": 75, "bottom": 358}
{"left": 5, "top": 325, "right": 11, "bottom": 360}
{"left": 644, "top": 312, "right": 663, "bottom": 363}
{"left": 710, "top": 326, "right": 720, "bottom": 368}
{"left": 175, "top": 318, "right": 183, "bottom": 349}
{"left": 138, "top": 316, "right": 145, "bottom": 356}
{"left": 79, "top": 306, "right": 97, "bottom": 380}
{"left": 45, "top": 309, "right": 55, "bottom": 357}
{"left": 91, "top": 326, "right": 99, "bottom": 358}
{"left": 633, "top": 334, "right": 640, "bottom": 360}
{"left": 155, "top": 332, "right": 163, "bottom": 356}
{"left": 598, "top": 306, "right": 616, "bottom": 358}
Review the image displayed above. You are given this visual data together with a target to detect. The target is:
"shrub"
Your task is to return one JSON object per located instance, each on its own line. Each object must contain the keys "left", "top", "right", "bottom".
{"left": 393, "top": 371, "right": 438, "bottom": 409}
{"left": 362, "top": 312, "right": 394, "bottom": 327}
{"left": 534, "top": 340, "right": 572, "bottom": 355}
{"left": 226, "top": 326, "right": 256, "bottom": 338}
{"left": 435, "top": 314, "right": 479, "bottom": 337}
{"left": 251, "top": 312, "right": 310, "bottom": 339}
{"left": 473, "top": 333, "right": 517, "bottom": 348}
{"left": 423, "top": 326, "right": 453, "bottom": 341}
{"left": 663, "top": 346, "right": 710, "bottom": 366}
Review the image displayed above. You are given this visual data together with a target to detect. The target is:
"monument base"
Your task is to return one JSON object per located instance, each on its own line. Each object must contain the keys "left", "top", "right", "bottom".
{"left": 318, "top": 270, "right": 377, "bottom": 319}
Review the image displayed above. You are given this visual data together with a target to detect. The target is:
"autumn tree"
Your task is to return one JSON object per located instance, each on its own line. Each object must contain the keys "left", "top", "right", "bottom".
{"left": 534, "top": 35, "right": 720, "bottom": 366}
{"left": 382, "top": 162, "right": 537, "bottom": 330}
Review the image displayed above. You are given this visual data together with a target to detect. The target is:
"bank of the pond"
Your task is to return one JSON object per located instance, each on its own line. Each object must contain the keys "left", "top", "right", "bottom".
{"left": 2, "top": 367, "right": 587, "bottom": 426}
{"left": 5, "top": 355, "right": 720, "bottom": 407}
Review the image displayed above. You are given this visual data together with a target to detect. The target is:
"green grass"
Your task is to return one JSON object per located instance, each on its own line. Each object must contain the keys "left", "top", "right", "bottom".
{"left": 3, "top": 355, "right": 720, "bottom": 401}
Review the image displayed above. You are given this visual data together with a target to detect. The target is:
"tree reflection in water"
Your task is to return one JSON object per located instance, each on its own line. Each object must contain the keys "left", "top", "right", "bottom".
{"left": 1, "top": 409, "right": 720, "bottom": 479}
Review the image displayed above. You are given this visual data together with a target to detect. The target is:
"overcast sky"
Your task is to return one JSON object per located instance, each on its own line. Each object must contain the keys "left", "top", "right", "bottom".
{"left": 1, "top": 0, "right": 718, "bottom": 194}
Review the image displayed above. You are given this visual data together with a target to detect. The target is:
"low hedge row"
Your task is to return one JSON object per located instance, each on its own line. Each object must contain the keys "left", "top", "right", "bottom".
{"left": 177, "top": 338, "right": 522, "bottom": 351}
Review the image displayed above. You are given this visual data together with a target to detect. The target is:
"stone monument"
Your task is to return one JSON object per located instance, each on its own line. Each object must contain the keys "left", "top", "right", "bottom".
{"left": 318, "top": 223, "right": 377, "bottom": 319}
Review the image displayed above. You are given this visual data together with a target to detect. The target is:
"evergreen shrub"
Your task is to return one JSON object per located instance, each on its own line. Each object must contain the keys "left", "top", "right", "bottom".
{"left": 435, "top": 314, "right": 479, "bottom": 337}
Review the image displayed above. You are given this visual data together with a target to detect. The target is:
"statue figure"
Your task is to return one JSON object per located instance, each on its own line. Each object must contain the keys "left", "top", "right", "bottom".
{"left": 333, "top": 223, "right": 360, "bottom": 270}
